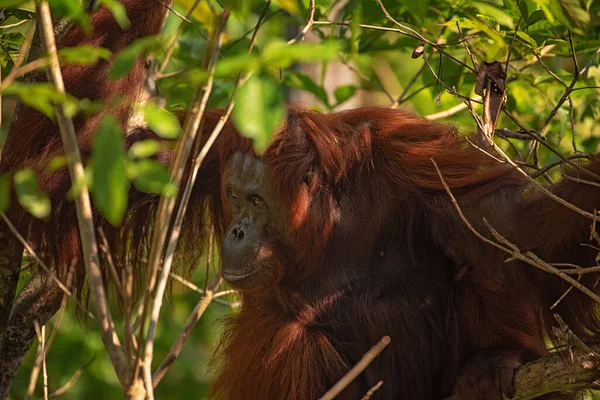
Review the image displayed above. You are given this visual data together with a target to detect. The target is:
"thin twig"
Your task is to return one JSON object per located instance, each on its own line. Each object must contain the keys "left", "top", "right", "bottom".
{"left": 152, "top": 273, "right": 222, "bottom": 386}
{"left": 431, "top": 158, "right": 600, "bottom": 305}
{"left": 0, "top": 213, "right": 95, "bottom": 318}
{"left": 360, "top": 380, "right": 384, "bottom": 400}
{"left": 48, "top": 356, "right": 96, "bottom": 398}
{"left": 319, "top": 336, "right": 391, "bottom": 400}
{"left": 33, "top": 323, "right": 48, "bottom": 400}
{"left": 554, "top": 314, "right": 600, "bottom": 365}
{"left": 287, "top": 0, "right": 316, "bottom": 45}
{"left": 425, "top": 103, "right": 468, "bottom": 120}
{"left": 539, "top": 48, "right": 600, "bottom": 136}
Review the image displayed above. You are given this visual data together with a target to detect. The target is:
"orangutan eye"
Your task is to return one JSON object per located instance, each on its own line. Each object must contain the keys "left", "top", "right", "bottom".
{"left": 229, "top": 189, "right": 240, "bottom": 200}
{"left": 252, "top": 196, "right": 263, "bottom": 207}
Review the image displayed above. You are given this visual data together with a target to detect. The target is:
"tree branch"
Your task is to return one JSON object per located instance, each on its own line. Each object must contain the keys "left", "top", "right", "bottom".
{"left": 512, "top": 343, "right": 600, "bottom": 399}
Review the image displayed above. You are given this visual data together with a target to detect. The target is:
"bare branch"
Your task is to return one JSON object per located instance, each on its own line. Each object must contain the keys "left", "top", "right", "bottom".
{"left": 319, "top": 336, "right": 391, "bottom": 400}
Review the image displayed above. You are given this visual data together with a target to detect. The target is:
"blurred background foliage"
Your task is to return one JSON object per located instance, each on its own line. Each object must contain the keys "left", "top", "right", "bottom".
{"left": 1, "top": 0, "right": 600, "bottom": 398}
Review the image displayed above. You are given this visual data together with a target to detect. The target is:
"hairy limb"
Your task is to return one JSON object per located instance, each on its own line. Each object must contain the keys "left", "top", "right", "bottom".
{"left": 450, "top": 350, "right": 521, "bottom": 400}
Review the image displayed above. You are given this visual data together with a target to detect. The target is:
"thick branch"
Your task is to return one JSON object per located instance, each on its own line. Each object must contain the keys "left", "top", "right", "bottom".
{"left": 513, "top": 344, "right": 600, "bottom": 399}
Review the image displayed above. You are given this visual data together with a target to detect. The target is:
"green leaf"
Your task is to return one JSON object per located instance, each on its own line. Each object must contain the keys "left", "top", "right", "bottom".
{"left": 527, "top": 10, "right": 546, "bottom": 26}
{"left": 284, "top": 71, "right": 329, "bottom": 107}
{"left": 233, "top": 75, "right": 285, "bottom": 154}
{"left": 98, "top": 0, "right": 131, "bottom": 29}
{"left": 334, "top": 84, "right": 357, "bottom": 106}
{"left": 128, "top": 159, "right": 176, "bottom": 196}
{"left": 128, "top": 139, "right": 161, "bottom": 159}
{"left": 91, "top": 117, "right": 129, "bottom": 226}
{"left": 142, "top": 103, "right": 182, "bottom": 139}
{"left": 50, "top": 0, "right": 91, "bottom": 31}
{"left": 58, "top": 45, "right": 112, "bottom": 65}
{"left": 516, "top": 31, "right": 537, "bottom": 47}
{"left": 349, "top": 0, "right": 362, "bottom": 54}
{"left": 0, "top": 0, "right": 29, "bottom": 7}
{"left": 445, "top": 16, "right": 505, "bottom": 49}
{"left": 399, "top": 0, "right": 429, "bottom": 22}
{"left": 48, "top": 156, "right": 68, "bottom": 172}
{"left": 273, "top": 0, "right": 300, "bottom": 15}
{"left": 472, "top": 1, "right": 514, "bottom": 28}
{"left": 110, "top": 37, "right": 161, "bottom": 79}
{"left": 262, "top": 40, "right": 341, "bottom": 68}
{"left": 14, "top": 169, "right": 51, "bottom": 219}
{"left": 0, "top": 174, "right": 11, "bottom": 213}
{"left": 2, "top": 82, "right": 81, "bottom": 119}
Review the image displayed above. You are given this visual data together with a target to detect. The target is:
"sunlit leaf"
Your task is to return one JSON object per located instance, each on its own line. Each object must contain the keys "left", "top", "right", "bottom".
{"left": 14, "top": 169, "right": 51, "bottom": 219}
{"left": 99, "top": 0, "right": 131, "bottom": 29}
{"left": 58, "top": 45, "right": 112, "bottom": 65}
{"left": 50, "top": 0, "right": 91, "bottom": 31}
{"left": 233, "top": 75, "right": 285, "bottom": 153}
{"left": 262, "top": 40, "right": 341, "bottom": 68}
{"left": 273, "top": 0, "right": 300, "bottom": 15}
{"left": 174, "top": 0, "right": 216, "bottom": 31}
{"left": 2, "top": 82, "right": 81, "bottom": 119}
{"left": 128, "top": 139, "right": 161, "bottom": 159}
{"left": 110, "top": 37, "right": 162, "bottom": 79}
{"left": 284, "top": 71, "right": 329, "bottom": 107}
{"left": 142, "top": 103, "right": 182, "bottom": 139}
{"left": 334, "top": 85, "right": 357, "bottom": 106}
{"left": 91, "top": 116, "right": 129, "bottom": 226}
{"left": 128, "top": 159, "right": 176, "bottom": 196}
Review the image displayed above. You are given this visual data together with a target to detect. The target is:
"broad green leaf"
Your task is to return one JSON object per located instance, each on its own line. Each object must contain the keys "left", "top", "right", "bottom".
{"left": 527, "top": 10, "right": 546, "bottom": 26}
{"left": 504, "top": 0, "right": 528, "bottom": 23}
{"left": 50, "top": 0, "right": 91, "bottom": 31}
{"left": 334, "top": 84, "right": 357, "bottom": 106}
{"left": 0, "top": 174, "right": 11, "bottom": 213}
{"left": 99, "top": 0, "right": 131, "bottom": 29}
{"left": 0, "top": 0, "right": 29, "bottom": 6}
{"left": 48, "top": 156, "right": 68, "bottom": 172}
{"left": 2, "top": 82, "right": 81, "bottom": 119}
{"left": 128, "top": 140, "right": 161, "bottom": 159}
{"left": 399, "top": 0, "right": 429, "bottom": 22}
{"left": 58, "top": 45, "right": 112, "bottom": 65}
{"left": 14, "top": 169, "right": 51, "bottom": 219}
{"left": 273, "top": 0, "right": 300, "bottom": 15}
{"left": 445, "top": 16, "right": 505, "bottom": 50}
{"left": 262, "top": 40, "right": 341, "bottom": 68}
{"left": 557, "top": 0, "right": 590, "bottom": 27}
{"left": 516, "top": 31, "right": 537, "bottom": 47}
{"left": 349, "top": 0, "right": 362, "bottom": 54}
{"left": 174, "top": 0, "right": 217, "bottom": 31}
{"left": 472, "top": 1, "right": 514, "bottom": 28}
{"left": 284, "top": 71, "right": 329, "bottom": 107}
{"left": 142, "top": 103, "right": 182, "bottom": 139}
{"left": 128, "top": 159, "right": 176, "bottom": 196}
{"left": 91, "top": 117, "right": 129, "bottom": 226}
{"left": 233, "top": 75, "right": 285, "bottom": 153}
{"left": 220, "top": 0, "right": 260, "bottom": 16}
{"left": 110, "top": 37, "right": 162, "bottom": 79}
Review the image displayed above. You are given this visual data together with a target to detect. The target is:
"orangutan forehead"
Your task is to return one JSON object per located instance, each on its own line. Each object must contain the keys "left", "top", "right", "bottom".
{"left": 225, "top": 152, "right": 268, "bottom": 188}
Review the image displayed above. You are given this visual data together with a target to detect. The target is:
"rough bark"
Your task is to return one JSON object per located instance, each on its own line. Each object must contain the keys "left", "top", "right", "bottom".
{"left": 0, "top": 273, "right": 63, "bottom": 400}
{"left": 513, "top": 344, "right": 600, "bottom": 399}
{"left": 0, "top": 225, "right": 22, "bottom": 344}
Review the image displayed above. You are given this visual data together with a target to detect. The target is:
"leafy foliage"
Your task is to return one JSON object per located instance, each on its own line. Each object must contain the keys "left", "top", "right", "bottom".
{"left": 2, "top": 0, "right": 600, "bottom": 398}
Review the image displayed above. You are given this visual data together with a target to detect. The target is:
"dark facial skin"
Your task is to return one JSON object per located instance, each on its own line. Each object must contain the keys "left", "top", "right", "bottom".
{"left": 221, "top": 152, "right": 289, "bottom": 291}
